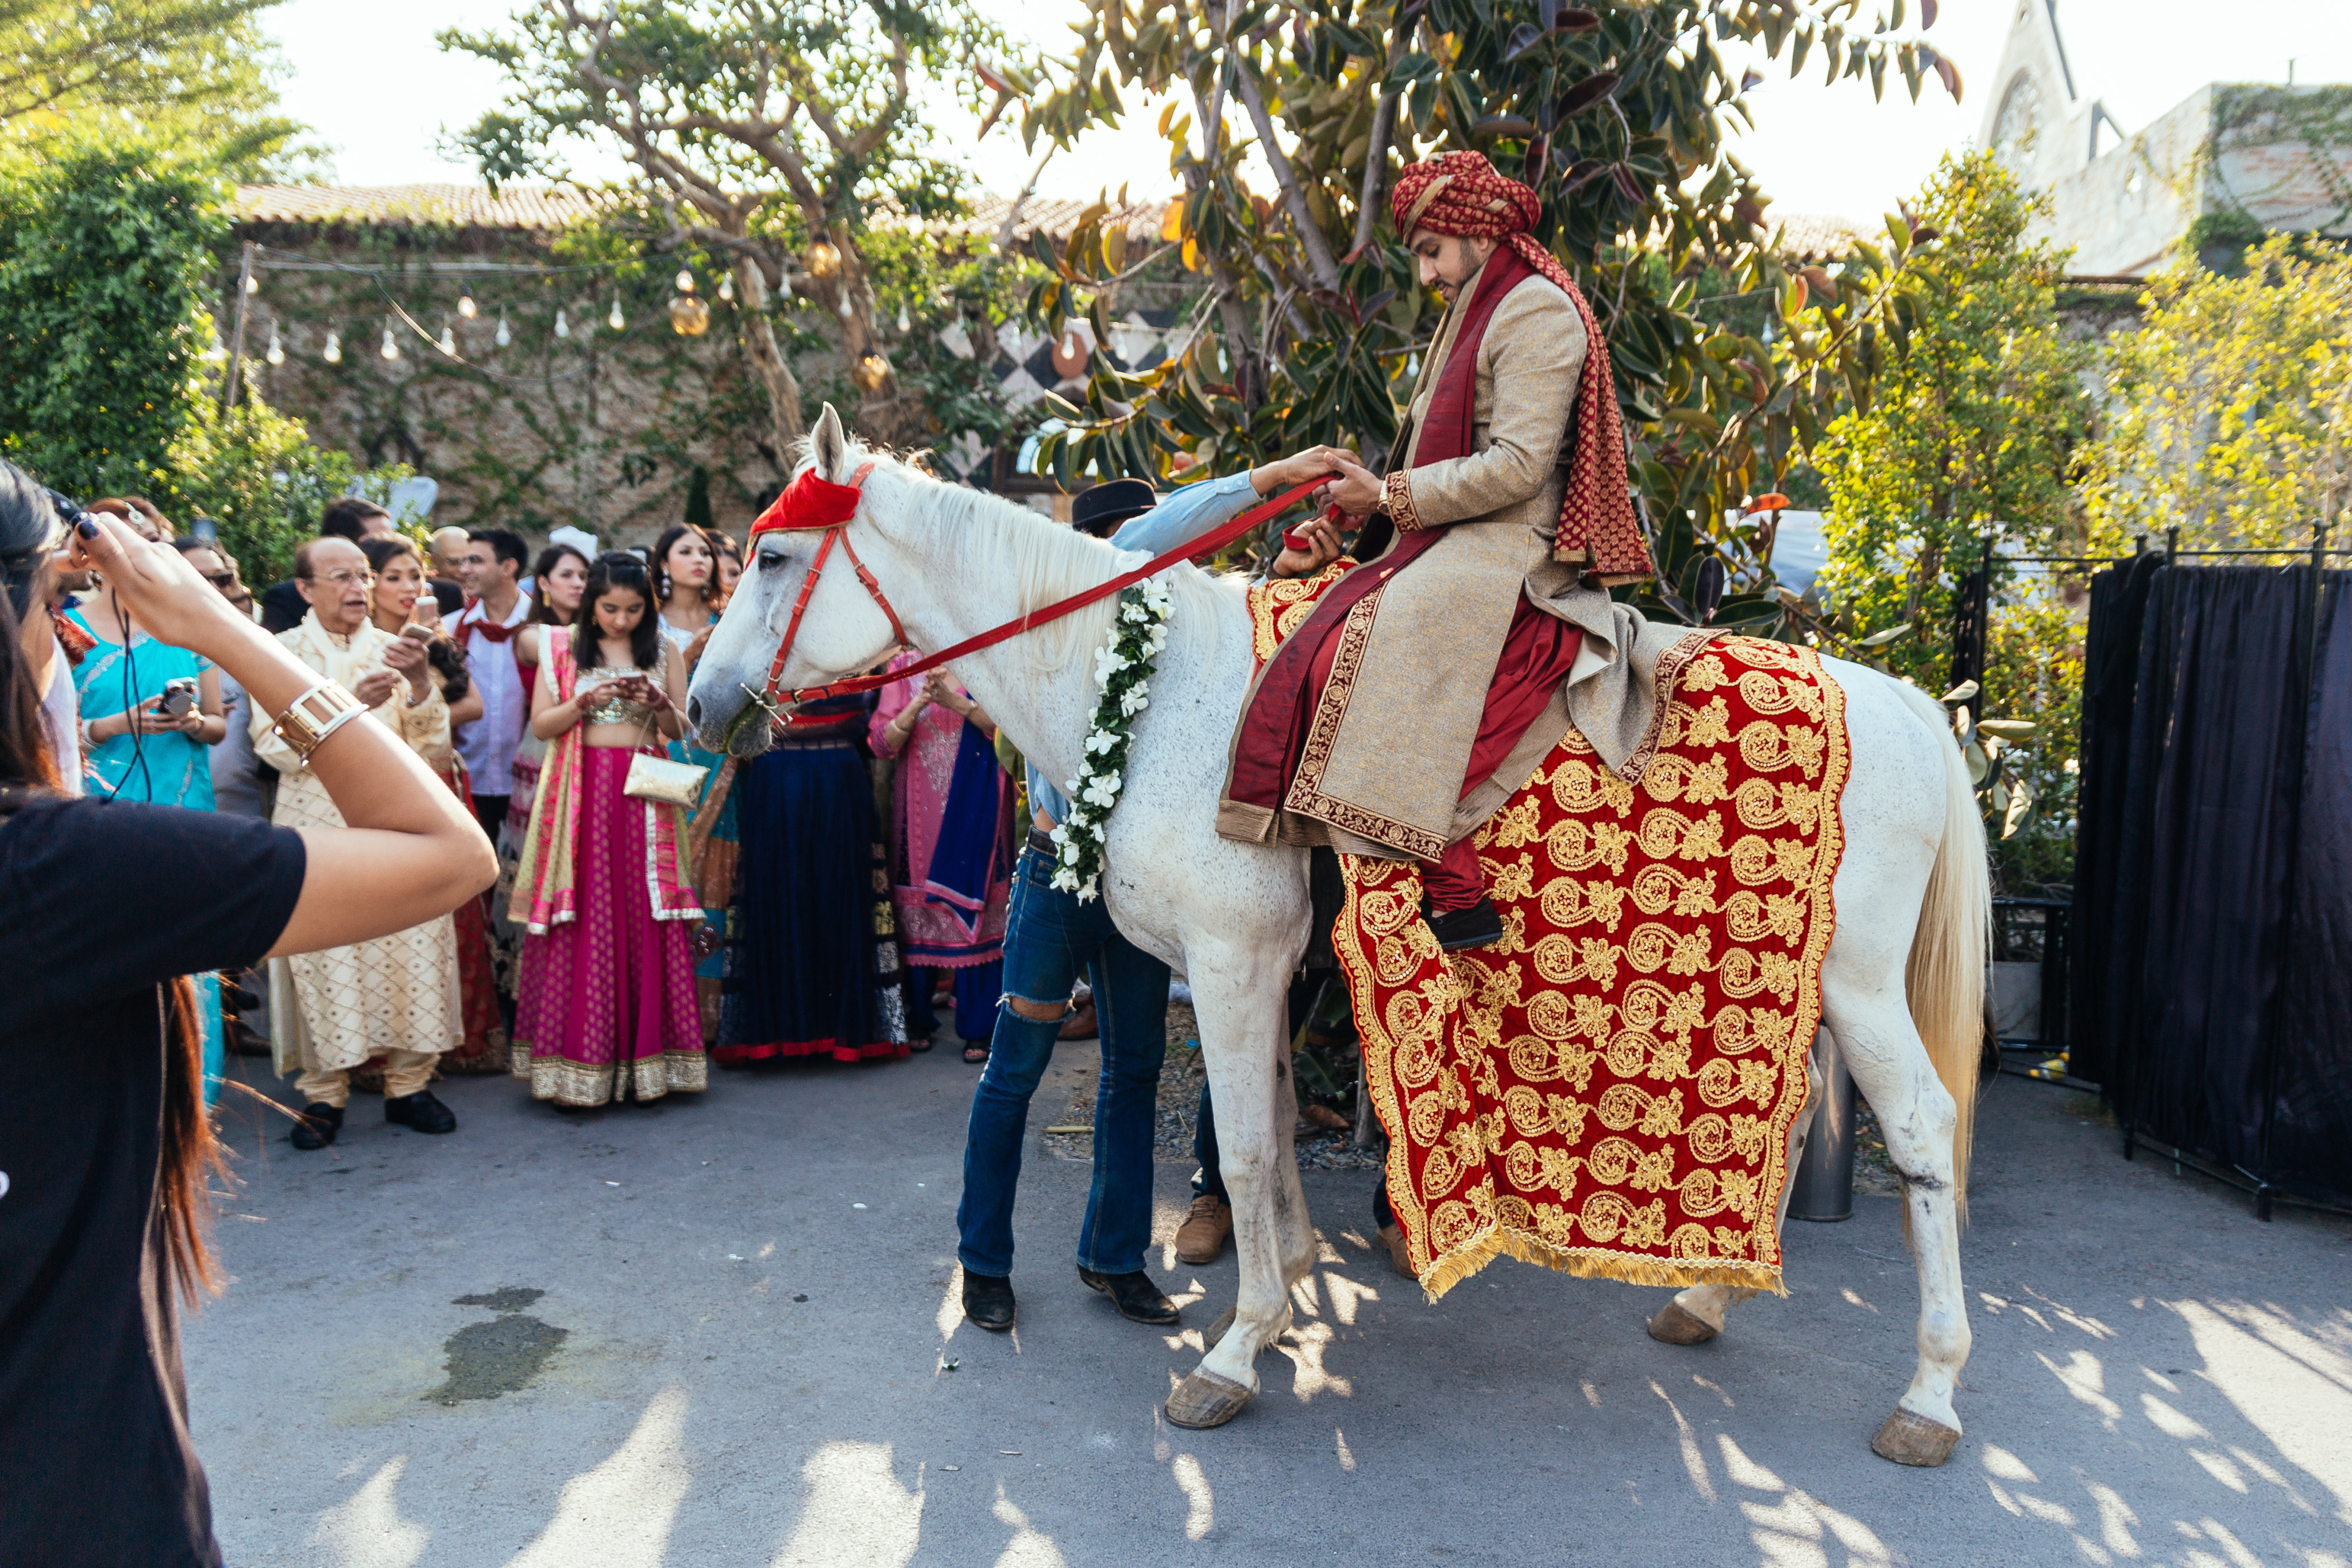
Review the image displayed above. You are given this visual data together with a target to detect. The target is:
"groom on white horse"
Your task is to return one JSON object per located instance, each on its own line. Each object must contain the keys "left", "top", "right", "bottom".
{"left": 1221, "top": 150, "right": 1686, "bottom": 951}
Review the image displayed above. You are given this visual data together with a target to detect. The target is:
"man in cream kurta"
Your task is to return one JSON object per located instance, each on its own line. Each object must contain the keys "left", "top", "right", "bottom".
{"left": 1219, "top": 152, "right": 1677, "bottom": 949}
{"left": 257, "top": 535, "right": 464, "bottom": 1148}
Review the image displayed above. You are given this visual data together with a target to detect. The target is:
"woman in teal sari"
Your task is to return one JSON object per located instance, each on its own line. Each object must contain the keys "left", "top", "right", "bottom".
{"left": 67, "top": 499, "right": 233, "bottom": 1098}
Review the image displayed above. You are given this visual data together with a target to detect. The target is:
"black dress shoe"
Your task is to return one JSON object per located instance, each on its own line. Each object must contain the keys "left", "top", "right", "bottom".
{"left": 289, "top": 1102, "right": 343, "bottom": 1150}
{"left": 1078, "top": 1267, "right": 1181, "bottom": 1326}
{"left": 384, "top": 1088, "right": 457, "bottom": 1134}
{"left": 1427, "top": 895, "right": 1505, "bottom": 951}
{"left": 963, "top": 1271, "right": 1016, "bottom": 1332}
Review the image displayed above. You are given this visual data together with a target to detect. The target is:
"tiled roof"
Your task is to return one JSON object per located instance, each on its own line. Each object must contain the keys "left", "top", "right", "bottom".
{"left": 950, "top": 194, "right": 1173, "bottom": 246}
{"left": 231, "top": 184, "right": 607, "bottom": 230}
{"left": 1772, "top": 212, "right": 1870, "bottom": 261}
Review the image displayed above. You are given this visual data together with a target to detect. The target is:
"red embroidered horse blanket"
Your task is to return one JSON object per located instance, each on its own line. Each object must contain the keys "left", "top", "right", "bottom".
{"left": 1246, "top": 570, "right": 1851, "bottom": 1297}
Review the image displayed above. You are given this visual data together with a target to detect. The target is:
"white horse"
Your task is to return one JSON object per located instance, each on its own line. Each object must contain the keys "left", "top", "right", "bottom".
{"left": 689, "top": 407, "right": 1987, "bottom": 1465}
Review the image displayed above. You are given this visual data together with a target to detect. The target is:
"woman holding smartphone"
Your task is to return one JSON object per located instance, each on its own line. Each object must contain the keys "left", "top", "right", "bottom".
{"left": 358, "top": 535, "right": 505, "bottom": 1075}
{"left": 1, "top": 469, "right": 494, "bottom": 1568}
{"left": 508, "top": 551, "right": 705, "bottom": 1107}
{"left": 65, "top": 498, "right": 227, "bottom": 805}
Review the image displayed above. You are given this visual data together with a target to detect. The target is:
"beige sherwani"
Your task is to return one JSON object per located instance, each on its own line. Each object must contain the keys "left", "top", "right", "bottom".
{"left": 1218, "top": 257, "right": 1715, "bottom": 859}
{"left": 258, "top": 612, "right": 461, "bottom": 1105}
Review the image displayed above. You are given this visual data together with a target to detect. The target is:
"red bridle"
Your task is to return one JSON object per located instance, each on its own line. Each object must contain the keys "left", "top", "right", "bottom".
{"left": 735, "top": 460, "right": 1336, "bottom": 734}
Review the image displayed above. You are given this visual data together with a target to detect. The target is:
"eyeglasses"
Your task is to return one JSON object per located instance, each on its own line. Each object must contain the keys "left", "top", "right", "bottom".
{"left": 302, "top": 569, "right": 374, "bottom": 588}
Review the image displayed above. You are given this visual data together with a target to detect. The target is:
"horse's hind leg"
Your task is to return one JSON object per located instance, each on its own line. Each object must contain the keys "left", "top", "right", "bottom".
{"left": 1648, "top": 1037, "right": 1824, "bottom": 1346}
{"left": 1821, "top": 945, "right": 1969, "bottom": 1466}
{"left": 1165, "top": 944, "right": 1296, "bottom": 1429}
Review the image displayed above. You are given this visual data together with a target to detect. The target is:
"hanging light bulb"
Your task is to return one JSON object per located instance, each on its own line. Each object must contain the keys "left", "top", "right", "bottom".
{"left": 674, "top": 269, "right": 695, "bottom": 293}
{"left": 1060, "top": 326, "right": 1080, "bottom": 357}
{"left": 554, "top": 307, "right": 569, "bottom": 339}
{"left": 851, "top": 349, "right": 891, "bottom": 392}
{"left": 381, "top": 320, "right": 400, "bottom": 360}
{"left": 458, "top": 293, "right": 478, "bottom": 319}
{"left": 608, "top": 296, "right": 625, "bottom": 331}
{"left": 895, "top": 301, "right": 911, "bottom": 334}
{"left": 717, "top": 271, "right": 735, "bottom": 303}
{"left": 265, "top": 324, "right": 284, "bottom": 366}
{"left": 837, "top": 295, "right": 855, "bottom": 322}
{"left": 806, "top": 238, "right": 841, "bottom": 279}
{"left": 495, "top": 310, "right": 511, "bottom": 347}
{"left": 438, "top": 319, "right": 457, "bottom": 356}
{"left": 244, "top": 272, "right": 258, "bottom": 295}
{"left": 323, "top": 330, "right": 342, "bottom": 364}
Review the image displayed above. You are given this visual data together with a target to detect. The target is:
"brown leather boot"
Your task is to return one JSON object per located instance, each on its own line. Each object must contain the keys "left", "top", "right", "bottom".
{"left": 1173, "top": 1194, "right": 1233, "bottom": 1264}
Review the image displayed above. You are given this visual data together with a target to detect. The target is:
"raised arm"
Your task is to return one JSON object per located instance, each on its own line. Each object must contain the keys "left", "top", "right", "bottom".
{"left": 71, "top": 512, "right": 494, "bottom": 957}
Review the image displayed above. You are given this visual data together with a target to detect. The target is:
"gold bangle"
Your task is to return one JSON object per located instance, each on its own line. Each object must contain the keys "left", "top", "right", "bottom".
{"left": 271, "top": 680, "right": 368, "bottom": 762}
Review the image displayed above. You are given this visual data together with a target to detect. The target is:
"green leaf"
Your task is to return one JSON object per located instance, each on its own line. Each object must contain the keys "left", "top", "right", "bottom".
{"left": 1856, "top": 621, "right": 1911, "bottom": 647}
{"left": 1940, "top": 679, "right": 1980, "bottom": 705}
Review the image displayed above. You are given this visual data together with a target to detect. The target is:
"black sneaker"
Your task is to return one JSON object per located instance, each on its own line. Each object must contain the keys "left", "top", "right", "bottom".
{"left": 289, "top": 1102, "right": 343, "bottom": 1150}
{"left": 384, "top": 1088, "right": 457, "bottom": 1134}
{"left": 1077, "top": 1266, "right": 1181, "bottom": 1326}
{"left": 962, "top": 1270, "right": 1016, "bottom": 1331}
{"left": 1427, "top": 895, "right": 1504, "bottom": 951}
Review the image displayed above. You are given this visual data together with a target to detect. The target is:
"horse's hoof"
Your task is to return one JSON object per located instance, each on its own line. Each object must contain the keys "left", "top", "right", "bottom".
{"left": 1871, "top": 1408, "right": 1961, "bottom": 1467}
{"left": 1647, "top": 1301, "right": 1720, "bottom": 1346}
{"left": 1206, "top": 1307, "right": 1236, "bottom": 1350}
{"left": 1164, "top": 1369, "right": 1254, "bottom": 1430}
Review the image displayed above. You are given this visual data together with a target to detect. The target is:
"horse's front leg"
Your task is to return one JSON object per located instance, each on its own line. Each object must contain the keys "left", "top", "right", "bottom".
{"left": 1165, "top": 944, "right": 1296, "bottom": 1428}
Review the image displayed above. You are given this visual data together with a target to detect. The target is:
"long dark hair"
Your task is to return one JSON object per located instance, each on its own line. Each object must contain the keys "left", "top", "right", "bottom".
{"left": 0, "top": 477, "right": 218, "bottom": 1301}
{"left": 356, "top": 536, "right": 472, "bottom": 704}
{"left": 651, "top": 524, "right": 721, "bottom": 609}
{"left": 527, "top": 543, "right": 592, "bottom": 627}
{"left": 573, "top": 551, "right": 662, "bottom": 671}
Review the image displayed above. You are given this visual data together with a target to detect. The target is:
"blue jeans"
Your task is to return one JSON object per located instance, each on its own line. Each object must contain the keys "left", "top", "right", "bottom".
{"left": 957, "top": 845, "right": 1171, "bottom": 1278}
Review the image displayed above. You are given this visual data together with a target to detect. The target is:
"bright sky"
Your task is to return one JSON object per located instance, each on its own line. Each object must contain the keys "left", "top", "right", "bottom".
{"left": 267, "top": 0, "right": 2351, "bottom": 225}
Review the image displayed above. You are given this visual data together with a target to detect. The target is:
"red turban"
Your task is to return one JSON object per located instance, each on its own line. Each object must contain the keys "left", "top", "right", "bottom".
{"left": 1388, "top": 152, "right": 1651, "bottom": 586}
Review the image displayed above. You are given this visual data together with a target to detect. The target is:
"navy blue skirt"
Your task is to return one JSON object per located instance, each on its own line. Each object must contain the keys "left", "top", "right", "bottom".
{"left": 717, "top": 739, "right": 909, "bottom": 1064}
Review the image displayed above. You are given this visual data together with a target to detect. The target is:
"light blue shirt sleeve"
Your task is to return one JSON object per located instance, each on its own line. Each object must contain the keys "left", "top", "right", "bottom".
{"left": 1027, "top": 762, "right": 1071, "bottom": 828}
{"left": 1023, "top": 471, "right": 1260, "bottom": 832}
{"left": 1107, "top": 470, "right": 1260, "bottom": 557}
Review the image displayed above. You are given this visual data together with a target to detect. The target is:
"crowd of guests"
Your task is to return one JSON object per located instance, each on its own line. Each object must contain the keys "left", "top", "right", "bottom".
{"left": 26, "top": 483, "right": 1024, "bottom": 1152}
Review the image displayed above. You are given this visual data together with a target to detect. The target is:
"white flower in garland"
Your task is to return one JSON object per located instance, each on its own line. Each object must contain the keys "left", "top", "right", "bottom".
{"left": 1051, "top": 579, "right": 1175, "bottom": 902}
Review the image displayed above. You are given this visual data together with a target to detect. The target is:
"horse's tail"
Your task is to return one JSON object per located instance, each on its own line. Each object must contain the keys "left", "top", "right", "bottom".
{"left": 1893, "top": 681, "right": 1990, "bottom": 1221}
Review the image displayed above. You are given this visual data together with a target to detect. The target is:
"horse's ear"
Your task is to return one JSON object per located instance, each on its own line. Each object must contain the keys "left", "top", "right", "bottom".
{"left": 813, "top": 403, "right": 848, "bottom": 482}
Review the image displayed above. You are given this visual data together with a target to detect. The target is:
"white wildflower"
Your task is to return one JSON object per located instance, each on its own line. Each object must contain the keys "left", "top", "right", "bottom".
{"left": 1061, "top": 841, "right": 1080, "bottom": 866}
{"left": 1051, "top": 867, "right": 1079, "bottom": 891}
{"left": 1084, "top": 729, "right": 1117, "bottom": 755}
{"left": 1119, "top": 688, "right": 1150, "bottom": 716}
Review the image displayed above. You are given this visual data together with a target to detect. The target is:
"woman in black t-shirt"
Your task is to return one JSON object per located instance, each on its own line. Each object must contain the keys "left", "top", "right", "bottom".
{"left": 0, "top": 469, "right": 497, "bottom": 1568}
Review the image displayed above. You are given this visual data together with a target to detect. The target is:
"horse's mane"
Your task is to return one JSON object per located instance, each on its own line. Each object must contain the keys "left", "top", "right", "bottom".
{"left": 855, "top": 445, "right": 1238, "bottom": 674}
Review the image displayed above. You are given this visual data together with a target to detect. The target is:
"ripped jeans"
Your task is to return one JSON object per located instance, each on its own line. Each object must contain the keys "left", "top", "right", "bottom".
{"left": 956, "top": 843, "right": 1172, "bottom": 1279}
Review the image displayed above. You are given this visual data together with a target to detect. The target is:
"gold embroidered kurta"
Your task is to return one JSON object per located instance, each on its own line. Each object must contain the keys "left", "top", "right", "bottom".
{"left": 1219, "top": 261, "right": 1606, "bottom": 860}
{"left": 257, "top": 613, "right": 463, "bottom": 1077}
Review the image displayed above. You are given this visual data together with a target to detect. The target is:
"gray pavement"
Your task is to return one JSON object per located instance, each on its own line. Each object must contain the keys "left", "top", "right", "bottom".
{"left": 190, "top": 1038, "right": 2352, "bottom": 1567}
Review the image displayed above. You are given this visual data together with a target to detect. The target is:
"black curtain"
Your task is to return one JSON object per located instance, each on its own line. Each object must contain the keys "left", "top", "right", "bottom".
{"left": 2068, "top": 552, "right": 2164, "bottom": 1090}
{"left": 2075, "top": 563, "right": 2352, "bottom": 1209}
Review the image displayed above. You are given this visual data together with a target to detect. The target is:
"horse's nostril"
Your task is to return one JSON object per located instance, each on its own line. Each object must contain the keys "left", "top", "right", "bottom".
{"left": 686, "top": 696, "right": 703, "bottom": 728}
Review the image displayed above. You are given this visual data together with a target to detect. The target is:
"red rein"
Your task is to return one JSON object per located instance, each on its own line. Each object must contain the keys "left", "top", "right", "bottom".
{"left": 744, "top": 470, "right": 1334, "bottom": 725}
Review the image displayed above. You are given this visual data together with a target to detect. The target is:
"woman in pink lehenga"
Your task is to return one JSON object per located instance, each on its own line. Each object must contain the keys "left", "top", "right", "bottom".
{"left": 509, "top": 551, "right": 705, "bottom": 1107}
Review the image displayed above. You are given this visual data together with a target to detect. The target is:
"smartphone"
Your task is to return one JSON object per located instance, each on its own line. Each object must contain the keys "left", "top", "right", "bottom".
{"left": 159, "top": 676, "right": 199, "bottom": 719}
{"left": 399, "top": 621, "right": 436, "bottom": 643}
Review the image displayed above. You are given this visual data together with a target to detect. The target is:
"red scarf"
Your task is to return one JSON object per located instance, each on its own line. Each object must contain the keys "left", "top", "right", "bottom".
{"left": 460, "top": 598, "right": 523, "bottom": 644}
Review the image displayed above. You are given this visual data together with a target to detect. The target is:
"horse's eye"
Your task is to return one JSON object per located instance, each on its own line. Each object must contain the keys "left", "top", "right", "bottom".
{"left": 758, "top": 553, "right": 787, "bottom": 573}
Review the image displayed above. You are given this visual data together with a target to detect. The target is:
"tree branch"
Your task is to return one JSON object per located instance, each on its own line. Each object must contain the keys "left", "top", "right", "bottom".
{"left": 1232, "top": 59, "right": 1342, "bottom": 292}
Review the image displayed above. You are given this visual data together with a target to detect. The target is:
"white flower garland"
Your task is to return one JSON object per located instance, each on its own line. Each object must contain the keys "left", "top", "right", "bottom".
{"left": 1048, "top": 577, "right": 1174, "bottom": 902}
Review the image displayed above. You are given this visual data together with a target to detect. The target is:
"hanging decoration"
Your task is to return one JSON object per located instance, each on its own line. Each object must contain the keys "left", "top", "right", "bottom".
{"left": 323, "top": 330, "right": 342, "bottom": 364}
{"left": 438, "top": 319, "right": 457, "bottom": 356}
{"left": 458, "top": 294, "right": 478, "bottom": 319}
{"left": 495, "top": 310, "right": 511, "bottom": 347}
{"left": 837, "top": 295, "right": 854, "bottom": 322}
{"left": 554, "top": 307, "right": 569, "bottom": 339}
{"left": 265, "top": 325, "right": 284, "bottom": 365}
{"left": 851, "top": 349, "right": 891, "bottom": 391}
{"left": 668, "top": 271, "right": 709, "bottom": 337}
{"left": 806, "top": 238, "right": 841, "bottom": 279}
{"left": 895, "top": 301, "right": 911, "bottom": 334}
{"left": 608, "top": 296, "right": 625, "bottom": 331}
{"left": 717, "top": 271, "right": 735, "bottom": 303}
{"left": 380, "top": 320, "right": 400, "bottom": 361}
{"left": 1047, "top": 578, "right": 1175, "bottom": 902}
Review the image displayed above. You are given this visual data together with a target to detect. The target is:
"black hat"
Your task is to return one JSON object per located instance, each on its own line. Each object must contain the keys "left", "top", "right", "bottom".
{"left": 1069, "top": 478, "right": 1156, "bottom": 539}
